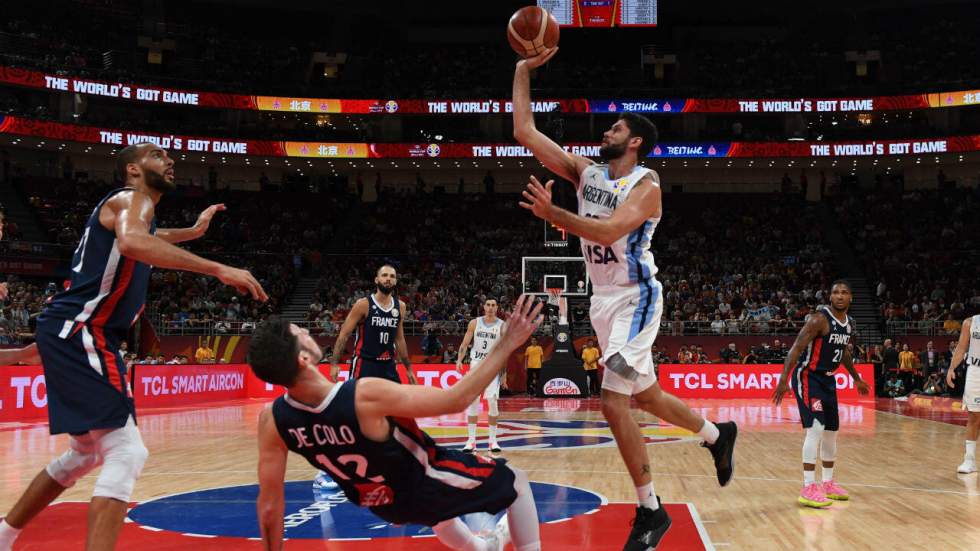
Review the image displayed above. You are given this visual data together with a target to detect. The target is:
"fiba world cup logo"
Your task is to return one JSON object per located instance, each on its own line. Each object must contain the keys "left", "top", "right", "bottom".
{"left": 426, "top": 143, "right": 441, "bottom": 157}
{"left": 384, "top": 100, "right": 399, "bottom": 113}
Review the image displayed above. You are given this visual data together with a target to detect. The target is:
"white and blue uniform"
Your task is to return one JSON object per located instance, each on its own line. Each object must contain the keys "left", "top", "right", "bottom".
{"left": 577, "top": 164, "right": 663, "bottom": 395}
{"left": 963, "top": 315, "right": 980, "bottom": 412}
{"left": 466, "top": 317, "right": 505, "bottom": 416}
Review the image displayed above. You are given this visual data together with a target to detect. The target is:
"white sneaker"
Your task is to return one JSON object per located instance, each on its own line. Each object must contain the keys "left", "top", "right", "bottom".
{"left": 957, "top": 459, "right": 978, "bottom": 474}
{"left": 481, "top": 514, "right": 510, "bottom": 551}
{"left": 462, "top": 440, "right": 476, "bottom": 453}
{"left": 313, "top": 470, "right": 339, "bottom": 490}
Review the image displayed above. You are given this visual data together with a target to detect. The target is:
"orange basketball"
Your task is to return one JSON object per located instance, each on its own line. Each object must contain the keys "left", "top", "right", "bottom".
{"left": 507, "top": 6, "right": 560, "bottom": 58}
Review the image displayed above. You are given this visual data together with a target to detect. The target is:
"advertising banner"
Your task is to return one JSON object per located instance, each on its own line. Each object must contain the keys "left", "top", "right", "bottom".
{"left": 4, "top": 65, "right": 979, "bottom": 114}
{"left": 134, "top": 364, "right": 250, "bottom": 407}
{"left": 0, "top": 365, "right": 48, "bottom": 422}
{"left": 247, "top": 363, "right": 461, "bottom": 399}
{"left": 657, "top": 363, "right": 875, "bottom": 400}
{"left": 3, "top": 116, "right": 978, "bottom": 159}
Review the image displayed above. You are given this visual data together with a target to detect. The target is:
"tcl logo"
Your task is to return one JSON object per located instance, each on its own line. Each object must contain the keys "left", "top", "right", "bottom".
{"left": 2, "top": 376, "right": 47, "bottom": 410}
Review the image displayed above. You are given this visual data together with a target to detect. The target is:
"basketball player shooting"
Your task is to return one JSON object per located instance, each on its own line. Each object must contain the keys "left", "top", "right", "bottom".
{"left": 513, "top": 49, "right": 737, "bottom": 550}
{"left": 944, "top": 316, "right": 980, "bottom": 474}
{"left": 457, "top": 297, "right": 507, "bottom": 454}
{"left": 248, "top": 295, "right": 545, "bottom": 551}
{"left": 0, "top": 143, "right": 267, "bottom": 551}
{"left": 772, "top": 280, "right": 871, "bottom": 507}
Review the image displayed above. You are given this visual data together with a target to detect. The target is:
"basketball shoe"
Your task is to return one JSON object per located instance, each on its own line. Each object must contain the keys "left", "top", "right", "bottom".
{"left": 799, "top": 483, "right": 832, "bottom": 508}
{"left": 623, "top": 497, "right": 671, "bottom": 551}
{"left": 702, "top": 421, "right": 738, "bottom": 486}
{"left": 313, "top": 470, "right": 339, "bottom": 491}
{"left": 957, "top": 458, "right": 977, "bottom": 474}
{"left": 822, "top": 480, "right": 850, "bottom": 500}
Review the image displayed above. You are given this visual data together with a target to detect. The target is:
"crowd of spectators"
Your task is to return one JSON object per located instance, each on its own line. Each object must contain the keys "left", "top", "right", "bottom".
{"left": 2, "top": 2, "right": 978, "bottom": 100}
{"left": 873, "top": 338, "right": 962, "bottom": 398}
{"left": 832, "top": 186, "right": 980, "bottom": 335}
{"left": 656, "top": 194, "right": 833, "bottom": 336}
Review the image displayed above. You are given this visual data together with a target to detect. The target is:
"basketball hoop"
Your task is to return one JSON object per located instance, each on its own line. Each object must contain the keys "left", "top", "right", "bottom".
{"left": 546, "top": 288, "right": 568, "bottom": 325}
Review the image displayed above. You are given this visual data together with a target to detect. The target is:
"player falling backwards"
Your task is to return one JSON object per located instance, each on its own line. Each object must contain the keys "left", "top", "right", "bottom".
{"left": 248, "top": 294, "right": 545, "bottom": 551}
{"left": 513, "top": 47, "right": 737, "bottom": 550}
{"left": 773, "top": 280, "right": 871, "bottom": 507}
{"left": 457, "top": 297, "right": 507, "bottom": 454}
{"left": 0, "top": 143, "right": 266, "bottom": 551}
{"left": 945, "top": 314, "right": 980, "bottom": 474}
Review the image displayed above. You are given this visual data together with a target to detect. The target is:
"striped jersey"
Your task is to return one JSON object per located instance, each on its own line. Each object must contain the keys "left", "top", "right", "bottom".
{"left": 577, "top": 164, "right": 660, "bottom": 287}
{"left": 41, "top": 188, "right": 155, "bottom": 333}
{"left": 272, "top": 380, "right": 496, "bottom": 508}
{"left": 353, "top": 294, "right": 400, "bottom": 361}
{"left": 796, "top": 307, "right": 853, "bottom": 374}
{"left": 966, "top": 314, "right": 980, "bottom": 371}
{"left": 470, "top": 317, "right": 504, "bottom": 366}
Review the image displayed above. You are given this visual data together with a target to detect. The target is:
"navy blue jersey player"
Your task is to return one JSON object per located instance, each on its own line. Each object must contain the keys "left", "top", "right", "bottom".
{"left": 330, "top": 264, "right": 416, "bottom": 385}
{"left": 248, "top": 295, "right": 545, "bottom": 551}
{"left": 0, "top": 143, "right": 267, "bottom": 551}
{"left": 773, "top": 280, "right": 870, "bottom": 509}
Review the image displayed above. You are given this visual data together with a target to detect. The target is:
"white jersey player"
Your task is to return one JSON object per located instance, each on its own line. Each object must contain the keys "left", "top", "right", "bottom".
{"left": 946, "top": 315, "right": 980, "bottom": 473}
{"left": 512, "top": 47, "right": 737, "bottom": 550}
{"left": 457, "top": 297, "right": 507, "bottom": 454}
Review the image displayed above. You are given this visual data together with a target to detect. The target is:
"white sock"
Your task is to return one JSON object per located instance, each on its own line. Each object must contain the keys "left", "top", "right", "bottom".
{"left": 803, "top": 470, "right": 816, "bottom": 486}
{"left": 467, "top": 423, "right": 476, "bottom": 443}
{"left": 0, "top": 520, "right": 22, "bottom": 549}
{"left": 822, "top": 466, "right": 834, "bottom": 482}
{"left": 967, "top": 440, "right": 977, "bottom": 461}
{"left": 489, "top": 424, "right": 498, "bottom": 443}
{"left": 635, "top": 482, "right": 659, "bottom": 510}
{"left": 433, "top": 518, "right": 489, "bottom": 551}
{"left": 698, "top": 420, "right": 720, "bottom": 444}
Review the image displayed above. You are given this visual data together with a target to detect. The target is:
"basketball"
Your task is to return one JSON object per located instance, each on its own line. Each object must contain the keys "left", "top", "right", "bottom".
{"left": 507, "top": 6, "right": 559, "bottom": 58}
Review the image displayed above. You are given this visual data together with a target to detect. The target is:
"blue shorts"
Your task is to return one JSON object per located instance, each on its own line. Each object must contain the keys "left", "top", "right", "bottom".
{"left": 791, "top": 366, "right": 839, "bottom": 431}
{"left": 351, "top": 356, "right": 401, "bottom": 384}
{"left": 35, "top": 316, "right": 134, "bottom": 435}
{"left": 368, "top": 449, "right": 518, "bottom": 526}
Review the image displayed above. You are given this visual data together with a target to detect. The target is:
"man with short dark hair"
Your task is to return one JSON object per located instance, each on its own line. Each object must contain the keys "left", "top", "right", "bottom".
{"left": 0, "top": 143, "right": 267, "bottom": 551}
{"left": 248, "top": 295, "right": 545, "bottom": 551}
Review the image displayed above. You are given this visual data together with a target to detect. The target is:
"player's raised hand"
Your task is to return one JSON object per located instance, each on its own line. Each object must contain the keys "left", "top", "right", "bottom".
{"left": 216, "top": 265, "right": 268, "bottom": 302}
{"left": 519, "top": 46, "right": 558, "bottom": 70}
{"left": 502, "top": 294, "right": 544, "bottom": 349}
{"left": 519, "top": 175, "right": 556, "bottom": 221}
{"left": 192, "top": 203, "right": 227, "bottom": 238}
{"left": 771, "top": 378, "right": 791, "bottom": 405}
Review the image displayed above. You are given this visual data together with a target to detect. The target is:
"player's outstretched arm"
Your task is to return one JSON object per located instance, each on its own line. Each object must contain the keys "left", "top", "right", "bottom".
{"left": 456, "top": 319, "right": 477, "bottom": 369}
{"left": 513, "top": 49, "right": 592, "bottom": 186}
{"left": 156, "top": 203, "right": 226, "bottom": 244}
{"left": 520, "top": 173, "right": 661, "bottom": 246}
{"left": 395, "top": 300, "right": 416, "bottom": 384}
{"left": 772, "top": 314, "right": 826, "bottom": 405}
{"left": 947, "top": 317, "right": 972, "bottom": 388}
{"left": 0, "top": 343, "right": 40, "bottom": 365}
{"left": 107, "top": 191, "right": 267, "bottom": 301}
{"left": 330, "top": 298, "right": 368, "bottom": 379}
{"left": 358, "top": 296, "right": 543, "bottom": 420}
{"left": 255, "top": 405, "right": 288, "bottom": 551}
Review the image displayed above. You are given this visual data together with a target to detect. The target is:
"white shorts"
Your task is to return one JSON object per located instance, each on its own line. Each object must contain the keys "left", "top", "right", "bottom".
{"left": 466, "top": 364, "right": 501, "bottom": 415}
{"left": 590, "top": 280, "right": 663, "bottom": 396}
{"left": 964, "top": 368, "right": 980, "bottom": 412}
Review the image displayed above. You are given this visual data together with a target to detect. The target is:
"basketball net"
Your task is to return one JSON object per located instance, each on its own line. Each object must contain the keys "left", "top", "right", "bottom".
{"left": 546, "top": 288, "right": 568, "bottom": 325}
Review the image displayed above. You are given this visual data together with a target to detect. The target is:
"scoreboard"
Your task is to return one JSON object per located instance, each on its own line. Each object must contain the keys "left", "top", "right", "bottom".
{"left": 538, "top": 0, "right": 658, "bottom": 27}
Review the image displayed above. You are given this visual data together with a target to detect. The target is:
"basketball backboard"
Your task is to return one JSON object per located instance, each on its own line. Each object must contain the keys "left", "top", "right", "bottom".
{"left": 521, "top": 256, "right": 589, "bottom": 297}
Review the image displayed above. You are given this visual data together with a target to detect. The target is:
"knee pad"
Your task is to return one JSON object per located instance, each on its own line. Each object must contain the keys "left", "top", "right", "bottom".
{"left": 466, "top": 398, "right": 481, "bottom": 418}
{"left": 820, "top": 429, "right": 838, "bottom": 462}
{"left": 802, "top": 420, "right": 824, "bottom": 464}
{"left": 488, "top": 398, "right": 499, "bottom": 417}
{"left": 93, "top": 420, "right": 148, "bottom": 502}
{"left": 46, "top": 434, "right": 102, "bottom": 489}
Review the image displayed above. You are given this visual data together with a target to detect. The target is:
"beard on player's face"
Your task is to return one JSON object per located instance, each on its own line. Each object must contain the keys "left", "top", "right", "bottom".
{"left": 143, "top": 166, "right": 176, "bottom": 193}
{"left": 376, "top": 281, "right": 396, "bottom": 295}
{"left": 599, "top": 140, "right": 628, "bottom": 162}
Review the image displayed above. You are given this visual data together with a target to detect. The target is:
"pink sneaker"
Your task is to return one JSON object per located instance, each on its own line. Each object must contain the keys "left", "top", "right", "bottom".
{"left": 798, "top": 483, "right": 832, "bottom": 508}
{"left": 822, "top": 480, "right": 850, "bottom": 501}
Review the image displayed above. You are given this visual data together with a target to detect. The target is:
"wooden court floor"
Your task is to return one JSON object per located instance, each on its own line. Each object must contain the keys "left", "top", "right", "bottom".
{"left": 2, "top": 396, "right": 979, "bottom": 550}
